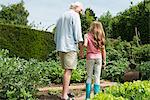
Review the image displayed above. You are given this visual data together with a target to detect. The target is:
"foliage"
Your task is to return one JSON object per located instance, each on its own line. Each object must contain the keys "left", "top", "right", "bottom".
{"left": 0, "top": 0, "right": 29, "bottom": 26}
{"left": 45, "top": 60, "right": 63, "bottom": 84}
{"left": 104, "top": 80, "right": 150, "bottom": 100}
{"left": 0, "top": 49, "right": 87, "bottom": 99}
{"left": 106, "top": 38, "right": 150, "bottom": 62}
{"left": 110, "top": 1, "right": 150, "bottom": 44}
{"left": 99, "top": 11, "right": 113, "bottom": 37}
{"left": 80, "top": 8, "right": 97, "bottom": 34}
{"left": 103, "top": 58, "right": 129, "bottom": 82}
{"left": 92, "top": 93, "right": 125, "bottom": 100}
{"left": 131, "top": 44, "right": 150, "bottom": 62}
{"left": 104, "top": 38, "right": 149, "bottom": 82}
{"left": 145, "top": 0, "right": 150, "bottom": 11}
{"left": 138, "top": 61, "right": 150, "bottom": 80}
{"left": 0, "top": 24, "right": 55, "bottom": 60}
{"left": 106, "top": 38, "right": 131, "bottom": 61}
{"left": 0, "top": 49, "right": 38, "bottom": 99}
{"left": 93, "top": 81, "right": 150, "bottom": 100}
{"left": 71, "top": 59, "right": 86, "bottom": 83}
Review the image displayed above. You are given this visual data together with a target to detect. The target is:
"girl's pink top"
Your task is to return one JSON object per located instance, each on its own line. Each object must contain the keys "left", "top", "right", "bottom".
{"left": 86, "top": 32, "right": 101, "bottom": 60}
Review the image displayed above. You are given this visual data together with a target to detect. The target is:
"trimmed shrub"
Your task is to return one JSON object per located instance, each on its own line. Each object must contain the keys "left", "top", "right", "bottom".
{"left": 0, "top": 24, "right": 55, "bottom": 60}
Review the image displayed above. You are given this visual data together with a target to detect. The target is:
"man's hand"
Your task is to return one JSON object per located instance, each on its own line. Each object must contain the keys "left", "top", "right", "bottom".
{"left": 79, "top": 50, "right": 84, "bottom": 59}
{"left": 78, "top": 42, "right": 84, "bottom": 59}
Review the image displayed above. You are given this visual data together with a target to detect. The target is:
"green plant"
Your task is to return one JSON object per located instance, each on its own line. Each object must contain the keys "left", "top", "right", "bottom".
{"left": 92, "top": 93, "right": 126, "bottom": 100}
{"left": 106, "top": 38, "right": 131, "bottom": 61}
{"left": 69, "top": 59, "right": 86, "bottom": 83}
{"left": 110, "top": 1, "right": 149, "bottom": 44}
{"left": 105, "top": 80, "right": 150, "bottom": 100}
{"left": 0, "top": 49, "right": 38, "bottom": 99}
{"left": 0, "top": 1, "right": 29, "bottom": 26}
{"left": 103, "top": 58, "right": 129, "bottom": 82}
{"left": 132, "top": 44, "right": 150, "bottom": 62}
{"left": 0, "top": 49, "right": 88, "bottom": 99}
{"left": 138, "top": 61, "right": 150, "bottom": 80}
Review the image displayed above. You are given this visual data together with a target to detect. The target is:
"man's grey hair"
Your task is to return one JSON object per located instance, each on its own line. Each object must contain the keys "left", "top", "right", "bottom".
{"left": 70, "top": 2, "right": 83, "bottom": 10}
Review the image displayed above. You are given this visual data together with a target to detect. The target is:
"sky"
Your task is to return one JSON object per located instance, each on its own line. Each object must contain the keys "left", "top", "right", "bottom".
{"left": 0, "top": 0, "right": 143, "bottom": 32}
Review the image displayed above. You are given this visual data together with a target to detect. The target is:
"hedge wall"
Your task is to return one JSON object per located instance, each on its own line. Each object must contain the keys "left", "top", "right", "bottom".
{"left": 0, "top": 24, "right": 55, "bottom": 60}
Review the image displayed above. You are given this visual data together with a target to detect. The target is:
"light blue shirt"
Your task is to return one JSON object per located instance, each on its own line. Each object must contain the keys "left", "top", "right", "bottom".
{"left": 54, "top": 9, "right": 83, "bottom": 52}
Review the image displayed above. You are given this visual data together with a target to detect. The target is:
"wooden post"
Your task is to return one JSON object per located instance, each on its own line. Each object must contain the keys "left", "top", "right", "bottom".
{"left": 135, "top": 27, "right": 140, "bottom": 46}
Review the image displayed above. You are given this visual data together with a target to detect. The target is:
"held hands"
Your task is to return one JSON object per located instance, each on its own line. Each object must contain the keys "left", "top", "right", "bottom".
{"left": 79, "top": 50, "right": 84, "bottom": 59}
{"left": 78, "top": 42, "right": 84, "bottom": 59}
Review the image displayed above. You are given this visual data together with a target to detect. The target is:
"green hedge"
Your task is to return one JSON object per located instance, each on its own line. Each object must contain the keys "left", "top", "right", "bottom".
{"left": 0, "top": 24, "right": 55, "bottom": 60}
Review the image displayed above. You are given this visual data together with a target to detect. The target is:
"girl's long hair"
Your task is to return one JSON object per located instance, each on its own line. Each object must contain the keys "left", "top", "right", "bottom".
{"left": 89, "top": 21, "right": 105, "bottom": 49}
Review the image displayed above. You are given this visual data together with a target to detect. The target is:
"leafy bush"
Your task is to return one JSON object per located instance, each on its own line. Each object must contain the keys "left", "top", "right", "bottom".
{"left": 104, "top": 38, "right": 149, "bottom": 82}
{"left": 0, "top": 49, "right": 38, "bottom": 99}
{"left": 93, "top": 81, "right": 150, "bottom": 100}
{"left": 110, "top": 1, "right": 149, "bottom": 44}
{"left": 106, "top": 38, "right": 131, "bottom": 61}
{"left": 0, "top": 49, "right": 87, "bottom": 99}
{"left": 106, "top": 47, "right": 123, "bottom": 61}
{"left": 102, "top": 58, "right": 129, "bottom": 82}
{"left": 138, "top": 61, "right": 150, "bottom": 80}
{"left": 105, "top": 80, "right": 150, "bottom": 100}
{"left": 132, "top": 44, "right": 150, "bottom": 62}
{"left": 45, "top": 60, "right": 63, "bottom": 84}
{"left": 71, "top": 59, "right": 86, "bottom": 83}
{"left": 92, "top": 93, "right": 125, "bottom": 100}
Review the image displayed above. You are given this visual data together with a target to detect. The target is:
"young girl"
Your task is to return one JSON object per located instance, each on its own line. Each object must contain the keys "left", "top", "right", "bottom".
{"left": 84, "top": 21, "right": 106, "bottom": 100}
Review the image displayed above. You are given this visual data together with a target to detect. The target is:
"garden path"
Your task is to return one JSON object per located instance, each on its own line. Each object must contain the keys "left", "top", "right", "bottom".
{"left": 38, "top": 81, "right": 116, "bottom": 100}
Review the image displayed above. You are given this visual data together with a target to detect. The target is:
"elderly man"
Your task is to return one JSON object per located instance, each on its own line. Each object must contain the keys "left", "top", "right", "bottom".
{"left": 54, "top": 2, "right": 84, "bottom": 100}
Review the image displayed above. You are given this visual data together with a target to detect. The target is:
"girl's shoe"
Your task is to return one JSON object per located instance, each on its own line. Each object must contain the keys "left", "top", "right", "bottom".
{"left": 94, "top": 84, "right": 100, "bottom": 95}
{"left": 86, "top": 83, "right": 91, "bottom": 100}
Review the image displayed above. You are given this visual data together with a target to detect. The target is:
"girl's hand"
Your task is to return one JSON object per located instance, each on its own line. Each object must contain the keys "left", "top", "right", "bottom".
{"left": 79, "top": 50, "right": 84, "bottom": 59}
{"left": 102, "top": 61, "right": 106, "bottom": 70}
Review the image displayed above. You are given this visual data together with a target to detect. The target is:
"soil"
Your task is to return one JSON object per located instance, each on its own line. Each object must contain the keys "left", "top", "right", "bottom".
{"left": 37, "top": 94, "right": 60, "bottom": 100}
{"left": 37, "top": 81, "right": 116, "bottom": 100}
{"left": 37, "top": 89, "right": 86, "bottom": 100}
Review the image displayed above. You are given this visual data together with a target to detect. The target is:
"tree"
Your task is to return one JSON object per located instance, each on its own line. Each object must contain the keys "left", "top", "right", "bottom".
{"left": 98, "top": 11, "right": 113, "bottom": 37}
{"left": 0, "top": 0, "right": 29, "bottom": 26}
{"left": 80, "top": 8, "right": 97, "bottom": 34}
{"left": 110, "top": 1, "right": 149, "bottom": 44}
